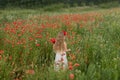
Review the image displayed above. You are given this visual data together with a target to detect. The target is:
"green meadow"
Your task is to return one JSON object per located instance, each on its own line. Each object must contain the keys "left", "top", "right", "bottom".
{"left": 0, "top": 6, "right": 120, "bottom": 80}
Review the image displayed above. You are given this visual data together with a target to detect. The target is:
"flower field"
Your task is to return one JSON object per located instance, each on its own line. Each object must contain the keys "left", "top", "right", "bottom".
{"left": 0, "top": 8, "right": 120, "bottom": 80}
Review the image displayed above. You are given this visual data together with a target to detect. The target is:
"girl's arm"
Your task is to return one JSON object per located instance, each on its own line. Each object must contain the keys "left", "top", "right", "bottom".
{"left": 64, "top": 42, "right": 71, "bottom": 52}
{"left": 66, "top": 49, "right": 71, "bottom": 52}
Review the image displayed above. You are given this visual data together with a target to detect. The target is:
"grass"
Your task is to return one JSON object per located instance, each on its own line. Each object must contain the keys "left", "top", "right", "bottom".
{"left": 0, "top": 6, "right": 120, "bottom": 80}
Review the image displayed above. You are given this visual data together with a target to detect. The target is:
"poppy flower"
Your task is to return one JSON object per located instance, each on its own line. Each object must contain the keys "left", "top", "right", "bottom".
{"left": 63, "top": 31, "right": 67, "bottom": 36}
{"left": 50, "top": 38, "right": 56, "bottom": 44}
{"left": 69, "top": 65, "right": 73, "bottom": 70}
{"left": 69, "top": 73, "right": 74, "bottom": 80}
{"left": 0, "top": 50, "right": 4, "bottom": 55}
{"left": 26, "top": 69, "right": 35, "bottom": 75}
{"left": 36, "top": 44, "right": 40, "bottom": 46}
{"left": 74, "top": 63, "right": 80, "bottom": 67}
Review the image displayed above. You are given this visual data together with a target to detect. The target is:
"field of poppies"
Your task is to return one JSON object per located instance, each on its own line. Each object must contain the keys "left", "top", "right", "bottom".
{"left": 0, "top": 7, "right": 120, "bottom": 80}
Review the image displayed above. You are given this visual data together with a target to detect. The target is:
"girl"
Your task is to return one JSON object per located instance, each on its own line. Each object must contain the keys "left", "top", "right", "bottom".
{"left": 53, "top": 31, "right": 70, "bottom": 71}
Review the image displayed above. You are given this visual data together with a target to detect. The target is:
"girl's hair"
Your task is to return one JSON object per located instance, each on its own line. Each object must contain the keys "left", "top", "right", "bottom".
{"left": 53, "top": 31, "right": 67, "bottom": 53}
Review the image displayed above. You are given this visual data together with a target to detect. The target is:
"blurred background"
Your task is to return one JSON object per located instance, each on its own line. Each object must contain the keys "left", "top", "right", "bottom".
{"left": 0, "top": 0, "right": 120, "bottom": 10}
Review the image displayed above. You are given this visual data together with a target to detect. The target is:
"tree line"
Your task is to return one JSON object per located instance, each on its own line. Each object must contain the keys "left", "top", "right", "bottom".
{"left": 0, "top": 0, "right": 119, "bottom": 8}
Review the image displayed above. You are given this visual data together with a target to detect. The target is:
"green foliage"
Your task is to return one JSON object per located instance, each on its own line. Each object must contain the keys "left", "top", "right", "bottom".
{"left": 98, "top": 1, "right": 120, "bottom": 8}
{"left": 43, "top": 3, "right": 64, "bottom": 11}
{"left": 0, "top": 0, "right": 119, "bottom": 8}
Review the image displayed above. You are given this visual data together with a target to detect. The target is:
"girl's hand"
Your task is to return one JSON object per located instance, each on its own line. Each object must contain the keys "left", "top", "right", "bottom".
{"left": 66, "top": 49, "right": 71, "bottom": 52}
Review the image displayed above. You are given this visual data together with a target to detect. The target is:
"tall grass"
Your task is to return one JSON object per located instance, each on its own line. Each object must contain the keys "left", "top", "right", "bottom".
{"left": 0, "top": 8, "right": 120, "bottom": 80}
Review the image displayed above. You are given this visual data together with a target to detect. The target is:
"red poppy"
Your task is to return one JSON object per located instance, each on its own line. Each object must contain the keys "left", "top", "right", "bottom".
{"left": 36, "top": 44, "right": 40, "bottom": 46}
{"left": 26, "top": 69, "right": 35, "bottom": 75}
{"left": 74, "top": 63, "right": 80, "bottom": 67}
{"left": 63, "top": 31, "right": 67, "bottom": 36}
{"left": 69, "top": 73, "right": 74, "bottom": 80}
{"left": 0, "top": 50, "right": 4, "bottom": 55}
{"left": 69, "top": 65, "right": 73, "bottom": 70}
{"left": 50, "top": 38, "right": 56, "bottom": 44}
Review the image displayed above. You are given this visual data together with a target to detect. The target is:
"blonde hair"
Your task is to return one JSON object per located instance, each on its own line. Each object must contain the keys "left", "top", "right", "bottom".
{"left": 53, "top": 31, "right": 67, "bottom": 53}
